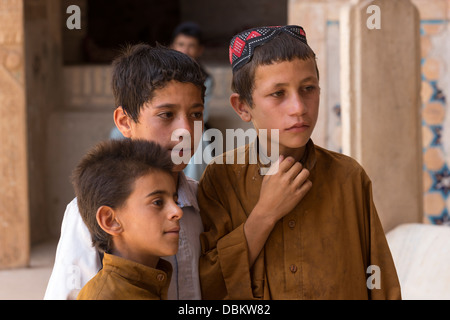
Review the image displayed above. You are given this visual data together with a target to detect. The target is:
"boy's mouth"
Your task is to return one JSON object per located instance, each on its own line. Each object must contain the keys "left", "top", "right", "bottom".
{"left": 285, "top": 122, "right": 310, "bottom": 132}
{"left": 164, "top": 226, "right": 180, "bottom": 235}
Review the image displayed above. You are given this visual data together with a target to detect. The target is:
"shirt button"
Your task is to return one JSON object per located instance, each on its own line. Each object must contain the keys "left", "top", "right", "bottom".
{"left": 157, "top": 274, "right": 165, "bottom": 282}
{"left": 289, "top": 264, "right": 298, "bottom": 274}
{"left": 288, "top": 220, "right": 296, "bottom": 229}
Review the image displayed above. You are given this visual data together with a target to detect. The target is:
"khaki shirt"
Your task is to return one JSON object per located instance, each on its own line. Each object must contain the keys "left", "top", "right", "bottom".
{"left": 77, "top": 253, "right": 172, "bottom": 300}
{"left": 198, "top": 140, "right": 401, "bottom": 300}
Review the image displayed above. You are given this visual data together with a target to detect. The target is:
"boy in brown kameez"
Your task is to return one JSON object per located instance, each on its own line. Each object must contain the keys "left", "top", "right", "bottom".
{"left": 198, "top": 25, "right": 401, "bottom": 300}
{"left": 75, "top": 139, "right": 182, "bottom": 300}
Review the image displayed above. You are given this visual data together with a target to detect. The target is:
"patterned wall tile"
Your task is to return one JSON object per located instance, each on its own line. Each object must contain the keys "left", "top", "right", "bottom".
{"left": 420, "top": 19, "right": 449, "bottom": 225}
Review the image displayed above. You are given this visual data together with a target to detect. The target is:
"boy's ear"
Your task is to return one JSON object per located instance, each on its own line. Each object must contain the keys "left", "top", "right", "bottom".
{"left": 230, "top": 93, "right": 252, "bottom": 122}
{"left": 96, "top": 206, "right": 123, "bottom": 236}
{"left": 114, "top": 107, "right": 133, "bottom": 138}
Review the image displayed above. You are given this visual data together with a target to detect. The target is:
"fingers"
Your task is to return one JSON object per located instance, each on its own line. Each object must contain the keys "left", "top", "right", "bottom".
{"left": 295, "top": 179, "right": 312, "bottom": 198}
{"left": 282, "top": 158, "right": 311, "bottom": 196}
{"left": 286, "top": 161, "right": 303, "bottom": 182}
{"left": 265, "top": 156, "right": 311, "bottom": 194}
{"left": 292, "top": 166, "right": 310, "bottom": 187}
{"left": 264, "top": 156, "right": 299, "bottom": 177}
{"left": 258, "top": 156, "right": 312, "bottom": 222}
{"left": 278, "top": 155, "right": 296, "bottom": 173}
{"left": 265, "top": 155, "right": 283, "bottom": 176}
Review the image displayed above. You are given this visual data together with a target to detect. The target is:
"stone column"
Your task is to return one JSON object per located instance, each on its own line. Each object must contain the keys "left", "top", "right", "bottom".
{"left": 24, "top": 0, "right": 64, "bottom": 243}
{"left": 340, "top": 0, "right": 422, "bottom": 231}
{"left": 0, "top": 0, "right": 30, "bottom": 269}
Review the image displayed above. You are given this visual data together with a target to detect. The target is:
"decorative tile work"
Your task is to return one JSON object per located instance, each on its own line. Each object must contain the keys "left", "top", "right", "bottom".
{"left": 432, "top": 165, "right": 450, "bottom": 196}
{"left": 421, "top": 19, "right": 450, "bottom": 225}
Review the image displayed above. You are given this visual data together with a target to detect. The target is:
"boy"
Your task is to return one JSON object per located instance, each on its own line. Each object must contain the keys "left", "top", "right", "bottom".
{"left": 198, "top": 25, "right": 401, "bottom": 300}
{"left": 75, "top": 139, "right": 182, "bottom": 300}
{"left": 171, "top": 22, "right": 205, "bottom": 62}
{"left": 45, "top": 44, "right": 205, "bottom": 300}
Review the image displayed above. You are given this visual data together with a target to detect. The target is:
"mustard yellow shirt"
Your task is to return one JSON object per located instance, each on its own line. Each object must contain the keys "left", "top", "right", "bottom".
{"left": 198, "top": 139, "right": 401, "bottom": 300}
{"left": 77, "top": 253, "right": 172, "bottom": 300}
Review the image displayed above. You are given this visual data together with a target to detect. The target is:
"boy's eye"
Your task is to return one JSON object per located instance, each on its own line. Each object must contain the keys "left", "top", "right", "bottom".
{"left": 270, "top": 90, "right": 284, "bottom": 98}
{"left": 158, "top": 112, "right": 173, "bottom": 119}
{"left": 173, "top": 194, "right": 180, "bottom": 206}
{"left": 191, "top": 112, "right": 203, "bottom": 119}
{"left": 152, "top": 199, "right": 163, "bottom": 206}
{"left": 303, "top": 85, "right": 317, "bottom": 93}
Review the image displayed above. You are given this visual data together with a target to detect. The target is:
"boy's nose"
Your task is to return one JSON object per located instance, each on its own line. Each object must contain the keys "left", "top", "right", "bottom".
{"left": 289, "top": 94, "right": 307, "bottom": 116}
{"left": 173, "top": 117, "right": 193, "bottom": 141}
{"left": 177, "top": 116, "right": 192, "bottom": 131}
{"left": 169, "top": 202, "right": 183, "bottom": 221}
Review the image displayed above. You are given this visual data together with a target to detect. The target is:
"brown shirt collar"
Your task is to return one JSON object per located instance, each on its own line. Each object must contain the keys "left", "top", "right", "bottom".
{"left": 102, "top": 253, "right": 172, "bottom": 298}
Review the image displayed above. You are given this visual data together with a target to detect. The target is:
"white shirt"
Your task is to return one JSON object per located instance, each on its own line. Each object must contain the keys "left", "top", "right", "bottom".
{"left": 44, "top": 173, "right": 203, "bottom": 300}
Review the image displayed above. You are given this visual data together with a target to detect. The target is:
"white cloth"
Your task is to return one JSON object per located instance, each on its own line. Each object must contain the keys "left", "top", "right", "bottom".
{"left": 386, "top": 223, "right": 450, "bottom": 300}
{"left": 44, "top": 173, "right": 203, "bottom": 300}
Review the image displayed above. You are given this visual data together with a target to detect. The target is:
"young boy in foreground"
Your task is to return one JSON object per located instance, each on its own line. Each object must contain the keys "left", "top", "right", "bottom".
{"left": 75, "top": 139, "right": 182, "bottom": 300}
{"left": 45, "top": 44, "right": 205, "bottom": 300}
{"left": 198, "top": 25, "right": 401, "bottom": 299}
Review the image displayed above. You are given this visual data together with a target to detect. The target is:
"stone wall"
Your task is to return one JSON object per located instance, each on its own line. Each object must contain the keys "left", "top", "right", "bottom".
{"left": 45, "top": 65, "right": 114, "bottom": 235}
{"left": 0, "top": 0, "right": 29, "bottom": 269}
{"left": 24, "top": 0, "right": 64, "bottom": 244}
{"left": 340, "top": 0, "right": 422, "bottom": 232}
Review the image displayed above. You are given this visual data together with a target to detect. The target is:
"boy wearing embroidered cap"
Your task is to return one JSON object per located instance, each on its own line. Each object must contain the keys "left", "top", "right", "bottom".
{"left": 198, "top": 25, "right": 401, "bottom": 300}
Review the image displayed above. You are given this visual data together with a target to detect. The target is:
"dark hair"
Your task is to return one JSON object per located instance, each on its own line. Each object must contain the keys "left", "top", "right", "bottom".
{"left": 231, "top": 33, "right": 319, "bottom": 107}
{"left": 72, "top": 139, "right": 174, "bottom": 253}
{"left": 171, "top": 22, "right": 203, "bottom": 44}
{"left": 112, "top": 43, "right": 206, "bottom": 122}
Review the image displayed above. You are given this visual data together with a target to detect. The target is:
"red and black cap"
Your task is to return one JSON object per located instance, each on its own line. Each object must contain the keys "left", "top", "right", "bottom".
{"left": 229, "top": 25, "right": 308, "bottom": 72}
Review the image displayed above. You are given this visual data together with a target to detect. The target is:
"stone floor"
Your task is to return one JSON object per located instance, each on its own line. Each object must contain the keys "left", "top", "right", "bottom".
{"left": 0, "top": 239, "right": 57, "bottom": 300}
